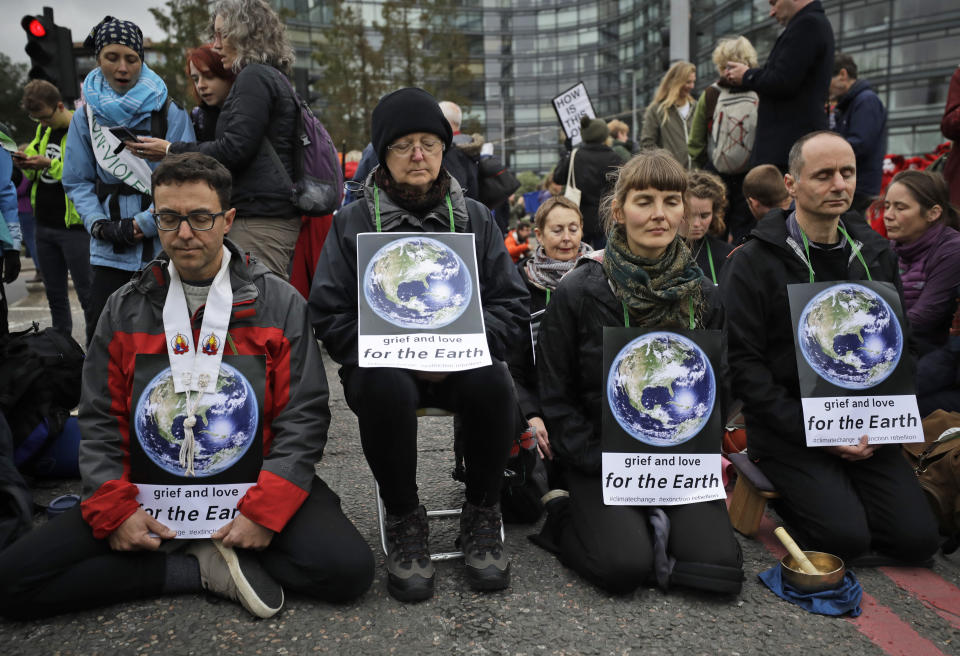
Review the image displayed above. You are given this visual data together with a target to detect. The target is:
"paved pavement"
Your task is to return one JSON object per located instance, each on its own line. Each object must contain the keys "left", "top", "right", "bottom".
{"left": 2, "top": 254, "right": 960, "bottom": 656}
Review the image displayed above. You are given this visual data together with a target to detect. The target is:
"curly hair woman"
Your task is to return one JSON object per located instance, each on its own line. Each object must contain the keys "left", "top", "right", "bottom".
{"left": 135, "top": 0, "right": 301, "bottom": 278}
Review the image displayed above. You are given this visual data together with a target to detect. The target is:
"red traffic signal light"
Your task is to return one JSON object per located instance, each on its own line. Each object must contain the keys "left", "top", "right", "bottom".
{"left": 20, "top": 11, "right": 78, "bottom": 102}
{"left": 26, "top": 19, "right": 46, "bottom": 38}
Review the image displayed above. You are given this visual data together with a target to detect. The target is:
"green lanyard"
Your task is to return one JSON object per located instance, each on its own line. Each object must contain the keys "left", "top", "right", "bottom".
{"left": 622, "top": 296, "right": 695, "bottom": 330}
{"left": 373, "top": 184, "right": 456, "bottom": 233}
{"left": 545, "top": 288, "right": 551, "bottom": 305}
{"left": 798, "top": 224, "right": 872, "bottom": 283}
{"left": 705, "top": 240, "right": 717, "bottom": 285}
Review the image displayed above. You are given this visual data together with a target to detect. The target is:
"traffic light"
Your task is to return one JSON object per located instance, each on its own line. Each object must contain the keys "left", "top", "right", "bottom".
{"left": 21, "top": 7, "right": 78, "bottom": 102}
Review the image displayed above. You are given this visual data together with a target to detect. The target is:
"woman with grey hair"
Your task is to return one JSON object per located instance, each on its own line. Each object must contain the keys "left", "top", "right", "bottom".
{"left": 134, "top": 0, "right": 300, "bottom": 278}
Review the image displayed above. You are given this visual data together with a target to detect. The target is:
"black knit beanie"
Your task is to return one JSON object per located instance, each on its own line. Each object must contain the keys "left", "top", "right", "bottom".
{"left": 371, "top": 88, "right": 453, "bottom": 162}
{"left": 581, "top": 115, "right": 609, "bottom": 144}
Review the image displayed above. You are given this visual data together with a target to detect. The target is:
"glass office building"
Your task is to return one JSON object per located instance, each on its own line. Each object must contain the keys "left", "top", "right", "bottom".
{"left": 276, "top": 0, "right": 959, "bottom": 173}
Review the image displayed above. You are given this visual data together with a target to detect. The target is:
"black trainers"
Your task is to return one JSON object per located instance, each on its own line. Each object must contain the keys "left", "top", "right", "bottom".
{"left": 186, "top": 539, "right": 284, "bottom": 618}
{"left": 384, "top": 504, "right": 435, "bottom": 602}
{"left": 458, "top": 502, "right": 510, "bottom": 591}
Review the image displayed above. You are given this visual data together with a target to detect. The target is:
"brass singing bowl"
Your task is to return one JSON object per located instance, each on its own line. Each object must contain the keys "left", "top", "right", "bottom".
{"left": 780, "top": 551, "right": 845, "bottom": 593}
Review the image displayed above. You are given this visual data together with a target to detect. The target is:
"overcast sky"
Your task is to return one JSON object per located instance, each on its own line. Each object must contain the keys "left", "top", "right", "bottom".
{"left": 2, "top": 1, "right": 165, "bottom": 64}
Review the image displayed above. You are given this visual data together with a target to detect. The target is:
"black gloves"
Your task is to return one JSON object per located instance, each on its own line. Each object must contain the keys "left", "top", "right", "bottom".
{"left": 1, "top": 249, "right": 20, "bottom": 284}
{"left": 91, "top": 218, "right": 138, "bottom": 247}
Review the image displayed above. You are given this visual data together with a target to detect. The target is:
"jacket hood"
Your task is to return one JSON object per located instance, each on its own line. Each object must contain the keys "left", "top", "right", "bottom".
{"left": 836, "top": 79, "right": 873, "bottom": 109}
{"left": 456, "top": 133, "right": 485, "bottom": 159}
{"left": 748, "top": 208, "right": 888, "bottom": 267}
{"left": 131, "top": 238, "right": 267, "bottom": 305}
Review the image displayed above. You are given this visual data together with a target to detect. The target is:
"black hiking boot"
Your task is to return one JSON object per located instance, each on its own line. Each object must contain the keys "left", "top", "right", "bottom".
{"left": 384, "top": 504, "right": 435, "bottom": 602}
{"left": 458, "top": 502, "right": 510, "bottom": 591}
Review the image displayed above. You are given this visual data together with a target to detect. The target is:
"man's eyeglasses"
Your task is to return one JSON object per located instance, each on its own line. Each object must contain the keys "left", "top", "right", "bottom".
{"left": 386, "top": 139, "right": 444, "bottom": 156}
{"left": 28, "top": 108, "right": 57, "bottom": 122}
{"left": 152, "top": 211, "right": 225, "bottom": 231}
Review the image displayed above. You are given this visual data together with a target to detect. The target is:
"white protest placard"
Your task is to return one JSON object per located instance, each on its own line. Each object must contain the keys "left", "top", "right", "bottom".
{"left": 788, "top": 281, "right": 923, "bottom": 447}
{"left": 130, "top": 354, "right": 264, "bottom": 538}
{"left": 136, "top": 482, "right": 254, "bottom": 537}
{"left": 357, "top": 232, "right": 492, "bottom": 371}
{"left": 552, "top": 82, "right": 597, "bottom": 146}
{"left": 601, "top": 328, "right": 726, "bottom": 506}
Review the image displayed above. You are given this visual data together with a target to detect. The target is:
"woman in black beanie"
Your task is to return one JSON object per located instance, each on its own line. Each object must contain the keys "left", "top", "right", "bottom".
{"left": 309, "top": 88, "right": 528, "bottom": 602}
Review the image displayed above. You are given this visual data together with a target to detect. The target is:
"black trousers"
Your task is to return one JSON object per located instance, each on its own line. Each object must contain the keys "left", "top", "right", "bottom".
{"left": 555, "top": 469, "right": 742, "bottom": 595}
{"left": 758, "top": 444, "right": 940, "bottom": 561}
{"left": 0, "top": 477, "right": 374, "bottom": 620}
{"left": 87, "top": 265, "right": 136, "bottom": 346}
{"left": 343, "top": 362, "right": 516, "bottom": 516}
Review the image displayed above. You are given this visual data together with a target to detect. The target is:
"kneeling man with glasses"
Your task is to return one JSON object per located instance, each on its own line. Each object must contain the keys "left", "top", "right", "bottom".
{"left": 0, "top": 153, "right": 373, "bottom": 621}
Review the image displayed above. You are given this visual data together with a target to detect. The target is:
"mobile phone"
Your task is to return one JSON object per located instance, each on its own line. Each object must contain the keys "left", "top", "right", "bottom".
{"left": 109, "top": 126, "right": 141, "bottom": 143}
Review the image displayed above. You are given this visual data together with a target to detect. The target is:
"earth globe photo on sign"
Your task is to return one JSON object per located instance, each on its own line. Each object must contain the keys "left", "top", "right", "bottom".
{"left": 134, "top": 362, "right": 259, "bottom": 477}
{"left": 606, "top": 332, "right": 716, "bottom": 447}
{"left": 797, "top": 283, "right": 902, "bottom": 390}
{"left": 363, "top": 236, "right": 472, "bottom": 329}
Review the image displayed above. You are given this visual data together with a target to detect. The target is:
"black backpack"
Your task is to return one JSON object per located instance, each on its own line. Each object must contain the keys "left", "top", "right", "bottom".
{"left": 477, "top": 156, "right": 521, "bottom": 209}
{"left": 0, "top": 323, "right": 85, "bottom": 453}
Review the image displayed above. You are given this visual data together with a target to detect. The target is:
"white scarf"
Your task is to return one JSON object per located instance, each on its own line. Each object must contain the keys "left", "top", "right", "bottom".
{"left": 162, "top": 247, "right": 234, "bottom": 475}
{"left": 85, "top": 104, "right": 154, "bottom": 195}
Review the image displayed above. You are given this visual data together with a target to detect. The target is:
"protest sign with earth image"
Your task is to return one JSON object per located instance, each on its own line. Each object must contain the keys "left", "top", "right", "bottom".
{"left": 129, "top": 354, "right": 265, "bottom": 537}
{"left": 356, "top": 232, "right": 490, "bottom": 371}
{"left": 601, "top": 327, "right": 725, "bottom": 506}
{"left": 788, "top": 281, "right": 922, "bottom": 446}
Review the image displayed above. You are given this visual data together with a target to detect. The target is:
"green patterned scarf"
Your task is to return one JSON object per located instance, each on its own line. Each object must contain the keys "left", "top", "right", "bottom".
{"left": 602, "top": 225, "right": 705, "bottom": 329}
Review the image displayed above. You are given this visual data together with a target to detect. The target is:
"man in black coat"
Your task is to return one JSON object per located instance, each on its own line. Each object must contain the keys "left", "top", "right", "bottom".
{"left": 724, "top": 0, "right": 835, "bottom": 172}
{"left": 551, "top": 117, "right": 622, "bottom": 249}
{"left": 720, "top": 131, "right": 939, "bottom": 563}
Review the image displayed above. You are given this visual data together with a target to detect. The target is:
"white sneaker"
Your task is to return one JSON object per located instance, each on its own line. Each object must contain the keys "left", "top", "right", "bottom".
{"left": 186, "top": 539, "right": 284, "bottom": 618}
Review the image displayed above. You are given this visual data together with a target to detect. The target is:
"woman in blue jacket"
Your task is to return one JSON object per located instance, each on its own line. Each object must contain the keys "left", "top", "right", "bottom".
{"left": 62, "top": 16, "right": 194, "bottom": 345}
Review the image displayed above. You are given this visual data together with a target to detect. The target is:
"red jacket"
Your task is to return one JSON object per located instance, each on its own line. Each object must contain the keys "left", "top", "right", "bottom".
{"left": 504, "top": 230, "right": 531, "bottom": 263}
{"left": 79, "top": 241, "right": 331, "bottom": 538}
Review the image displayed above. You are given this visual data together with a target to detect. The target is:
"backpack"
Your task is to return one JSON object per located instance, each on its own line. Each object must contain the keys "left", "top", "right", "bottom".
{"left": 0, "top": 323, "right": 85, "bottom": 458}
{"left": 477, "top": 156, "right": 521, "bottom": 209}
{"left": 902, "top": 409, "right": 960, "bottom": 554}
{"left": 265, "top": 78, "right": 343, "bottom": 217}
{"left": 707, "top": 85, "right": 759, "bottom": 175}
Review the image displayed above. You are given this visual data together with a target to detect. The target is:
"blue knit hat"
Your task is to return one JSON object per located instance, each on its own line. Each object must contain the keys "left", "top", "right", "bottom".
{"left": 84, "top": 16, "right": 144, "bottom": 61}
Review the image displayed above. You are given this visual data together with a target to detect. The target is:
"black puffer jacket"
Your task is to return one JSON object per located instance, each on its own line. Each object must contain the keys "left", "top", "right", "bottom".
{"left": 719, "top": 210, "right": 906, "bottom": 460}
{"left": 536, "top": 255, "right": 727, "bottom": 476}
{"left": 552, "top": 144, "right": 622, "bottom": 241}
{"left": 308, "top": 173, "right": 529, "bottom": 371}
{"left": 171, "top": 63, "right": 298, "bottom": 218}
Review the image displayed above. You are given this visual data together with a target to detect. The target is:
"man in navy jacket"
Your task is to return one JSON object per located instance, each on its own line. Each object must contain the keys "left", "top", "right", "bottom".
{"left": 831, "top": 53, "right": 887, "bottom": 213}
{"left": 724, "top": 0, "right": 835, "bottom": 172}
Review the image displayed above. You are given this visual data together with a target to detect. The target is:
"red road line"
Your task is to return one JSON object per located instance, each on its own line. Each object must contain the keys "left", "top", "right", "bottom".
{"left": 879, "top": 566, "right": 960, "bottom": 631}
{"left": 753, "top": 512, "right": 947, "bottom": 656}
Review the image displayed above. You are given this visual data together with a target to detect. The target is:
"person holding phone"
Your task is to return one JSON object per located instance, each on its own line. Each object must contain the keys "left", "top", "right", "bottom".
{"left": 18, "top": 80, "right": 94, "bottom": 338}
{"left": 131, "top": 0, "right": 303, "bottom": 279}
{"left": 62, "top": 16, "right": 194, "bottom": 345}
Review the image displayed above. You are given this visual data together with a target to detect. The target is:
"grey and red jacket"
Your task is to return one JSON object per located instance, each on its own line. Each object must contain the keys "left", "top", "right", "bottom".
{"left": 79, "top": 239, "right": 331, "bottom": 538}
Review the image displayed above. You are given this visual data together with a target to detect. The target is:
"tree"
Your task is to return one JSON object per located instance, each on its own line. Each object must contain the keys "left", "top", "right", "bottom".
{"left": 376, "top": 0, "right": 427, "bottom": 89}
{"left": 149, "top": 0, "right": 211, "bottom": 108}
{"left": 312, "top": 0, "right": 386, "bottom": 151}
{"left": 420, "top": 0, "right": 476, "bottom": 109}
{"left": 0, "top": 54, "right": 34, "bottom": 144}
